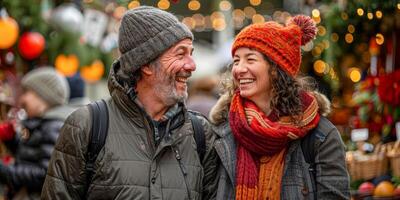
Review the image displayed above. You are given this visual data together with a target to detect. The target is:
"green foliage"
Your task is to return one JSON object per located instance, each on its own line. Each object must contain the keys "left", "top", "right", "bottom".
{"left": 1, "top": 0, "right": 114, "bottom": 78}
{"left": 350, "top": 179, "right": 365, "bottom": 190}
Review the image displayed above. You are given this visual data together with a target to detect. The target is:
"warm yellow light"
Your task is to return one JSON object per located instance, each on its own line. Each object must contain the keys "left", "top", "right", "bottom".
{"left": 188, "top": 0, "right": 201, "bottom": 11}
{"left": 376, "top": 33, "right": 384, "bottom": 45}
{"left": 312, "top": 47, "right": 322, "bottom": 57}
{"left": 329, "top": 68, "right": 336, "bottom": 78}
{"left": 193, "top": 14, "right": 205, "bottom": 27}
{"left": 357, "top": 8, "right": 364, "bottom": 16}
{"left": 398, "top": 3, "right": 400, "bottom": 10}
{"left": 367, "top": 12, "right": 373, "bottom": 20}
{"left": 322, "top": 40, "right": 330, "bottom": 49}
{"left": 349, "top": 68, "right": 361, "bottom": 82}
{"left": 331, "top": 33, "right": 339, "bottom": 42}
{"left": 312, "top": 16, "right": 321, "bottom": 24}
{"left": 182, "top": 17, "right": 195, "bottom": 30}
{"left": 244, "top": 6, "right": 256, "bottom": 18}
{"left": 252, "top": 14, "right": 265, "bottom": 24}
{"left": 314, "top": 60, "right": 326, "bottom": 74}
{"left": 312, "top": 9, "right": 320, "bottom": 18}
{"left": 376, "top": 11, "right": 383, "bottom": 19}
{"left": 249, "top": 0, "right": 261, "bottom": 6}
{"left": 158, "top": 0, "right": 170, "bottom": 10}
{"left": 341, "top": 12, "right": 348, "bottom": 20}
{"left": 233, "top": 9, "right": 245, "bottom": 21}
{"left": 211, "top": 11, "right": 224, "bottom": 21}
{"left": 212, "top": 18, "right": 226, "bottom": 31}
{"left": 345, "top": 33, "right": 353, "bottom": 43}
{"left": 348, "top": 25, "right": 355, "bottom": 33}
{"left": 128, "top": 1, "right": 140, "bottom": 9}
{"left": 318, "top": 26, "right": 326, "bottom": 36}
{"left": 219, "top": 1, "right": 232, "bottom": 11}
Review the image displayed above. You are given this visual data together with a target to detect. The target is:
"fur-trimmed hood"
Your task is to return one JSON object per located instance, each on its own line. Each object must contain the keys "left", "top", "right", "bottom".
{"left": 209, "top": 91, "right": 331, "bottom": 125}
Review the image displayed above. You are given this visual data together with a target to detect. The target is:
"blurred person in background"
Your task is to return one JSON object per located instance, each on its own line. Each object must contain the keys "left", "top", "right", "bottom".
{"left": 61, "top": 73, "right": 91, "bottom": 115}
{"left": 187, "top": 75, "right": 219, "bottom": 117}
{"left": 66, "top": 73, "right": 90, "bottom": 107}
{"left": 0, "top": 67, "right": 69, "bottom": 199}
{"left": 210, "top": 15, "right": 350, "bottom": 199}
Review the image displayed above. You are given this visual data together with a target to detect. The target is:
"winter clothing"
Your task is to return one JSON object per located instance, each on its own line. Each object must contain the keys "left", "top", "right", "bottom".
{"left": 21, "top": 67, "right": 70, "bottom": 107}
{"left": 0, "top": 106, "right": 67, "bottom": 199}
{"left": 118, "top": 6, "right": 193, "bottom": 75}
{"left": 210, "top": 92, "right": 350, "bottom": 200}
{"left": 229, "top": 91, "right": 320, "bottom": 200}
{"left": 232, "top": 15, "right": 317, "bottom": 77}
{"left": 41, "top": 60, "right": 219, "bottom": 199}
{"left": 66, "top": 73, "right": 85, "bottom": 99}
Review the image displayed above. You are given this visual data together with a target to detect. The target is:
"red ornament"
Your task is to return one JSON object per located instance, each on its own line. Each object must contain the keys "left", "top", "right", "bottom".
{"left": 171, "top": 0, "right": 179, "bottom": 3}
{"left": 18, "top": 32, "right": 45, "bottom": 60}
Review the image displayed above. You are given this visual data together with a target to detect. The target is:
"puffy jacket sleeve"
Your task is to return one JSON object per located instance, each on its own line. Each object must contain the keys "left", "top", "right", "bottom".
{"left": 0, "top": 119, "right": 63, "bottom": 191}
{"left": 41, "top": 107, "right": 91, "bottom": 200}
{"left": 198, "top": 116, "right": 219, "bottom": 200}
{"left": 315, "top": 120, "right": 350, "bottom": 199}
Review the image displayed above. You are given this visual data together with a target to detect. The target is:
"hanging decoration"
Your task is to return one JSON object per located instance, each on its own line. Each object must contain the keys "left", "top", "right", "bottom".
{"left": 0, "top": 16, "right": 19, "bottom": 49}
{"left": 18, "top": 32, "right": 45, "bottom": 60}
{"left": 81, "top": 9, "right": 108, "bottom": 47}
{"left": 49, "top": 3, "right": 83, "bottom": 34}
{"left": 80, "top": 60, "right": 105, "bottom": 83}
{"left": 55, "top": 54, "right": 79, "bottom": 77}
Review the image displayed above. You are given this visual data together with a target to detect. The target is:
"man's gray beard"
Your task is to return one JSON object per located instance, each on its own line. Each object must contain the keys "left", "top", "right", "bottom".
{"left": 153, "top": 75, "right": 187, "bottom": 106}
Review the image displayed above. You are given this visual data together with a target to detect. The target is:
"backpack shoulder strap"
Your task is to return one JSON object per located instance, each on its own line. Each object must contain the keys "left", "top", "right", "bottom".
{"left": 85, "top": 99, "right": 109, "bottom": 193}
{"left": 188, "top": 111, "right": 206, "bottom": 162}
{"left": 301, "top": 127, "right": 318, "bottom": 199}
{"left": 302, "top": 116, "right": 335, "bottom": 200}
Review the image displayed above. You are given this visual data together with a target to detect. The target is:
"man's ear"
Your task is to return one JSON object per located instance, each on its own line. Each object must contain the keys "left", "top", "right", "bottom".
{"left": 141, "top": 65, "right": 153, "bottom": 76}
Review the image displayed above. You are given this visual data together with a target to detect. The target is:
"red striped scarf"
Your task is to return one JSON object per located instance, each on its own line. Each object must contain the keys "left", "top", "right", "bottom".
{"left": 229, "top": 91, "right": 320, "bottom": 200}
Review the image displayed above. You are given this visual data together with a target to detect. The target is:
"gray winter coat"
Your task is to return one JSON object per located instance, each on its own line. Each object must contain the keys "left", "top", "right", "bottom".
{"left": 210, "top": 92, "right": 350, "bottom": 200}
{"left": 41, "top": 61, "right": 219, "bottom": 200}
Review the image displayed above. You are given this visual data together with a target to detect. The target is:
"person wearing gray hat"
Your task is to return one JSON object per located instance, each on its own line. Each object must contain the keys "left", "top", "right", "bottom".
{"left": 42, "top": 6, "right": 219, "bottom": 200}
{"left": 0, "top": 67, "right": 70, "bottom": 199}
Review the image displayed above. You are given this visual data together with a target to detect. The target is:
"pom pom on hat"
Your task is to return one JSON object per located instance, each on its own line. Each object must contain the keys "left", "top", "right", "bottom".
{"left": 287, "top": 15, "right": 317, "bottom": 45}
{"left": 232, "top": 15, "right": 317, "bottom": 77}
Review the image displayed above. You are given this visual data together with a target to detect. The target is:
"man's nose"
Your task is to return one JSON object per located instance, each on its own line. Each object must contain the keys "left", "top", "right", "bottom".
{"left": 183, "top": 57, "right": 196, "bottom": 72}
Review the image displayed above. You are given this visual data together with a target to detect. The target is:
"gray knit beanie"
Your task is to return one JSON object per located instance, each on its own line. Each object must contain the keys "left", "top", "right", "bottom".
{"left": 21, "top": 67, "right": 70, "bottom": 107}
{"left": 118, "top": 6, "right": 193, "bottom": 75}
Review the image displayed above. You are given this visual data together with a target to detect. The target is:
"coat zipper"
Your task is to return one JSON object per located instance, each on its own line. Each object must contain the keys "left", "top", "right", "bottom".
{"left": 171, "top": 146, "right": 192, "bottom": 200}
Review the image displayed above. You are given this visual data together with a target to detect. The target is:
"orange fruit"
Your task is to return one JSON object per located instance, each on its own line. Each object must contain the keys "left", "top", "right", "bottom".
{"left": 374, "top": 181, "right": 395, "bottom": 197}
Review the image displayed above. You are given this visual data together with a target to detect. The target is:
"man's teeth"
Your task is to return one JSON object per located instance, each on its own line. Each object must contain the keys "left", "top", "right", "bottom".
{"left": 239, "top": 79, "right": 254, "bottom": 84}
{"left": 176, "top": 77, "right": 187, "bottom": 83}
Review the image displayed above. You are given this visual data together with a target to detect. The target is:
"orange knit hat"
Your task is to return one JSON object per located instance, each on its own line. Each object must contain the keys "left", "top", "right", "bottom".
{"left": 232, "top": 15, "right": 317, "bottom": 77}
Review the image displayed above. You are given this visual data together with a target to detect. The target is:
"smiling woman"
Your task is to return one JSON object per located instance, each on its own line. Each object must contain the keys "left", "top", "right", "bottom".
{"left": 211, "top": 15, "right": 350, "bottom": 200}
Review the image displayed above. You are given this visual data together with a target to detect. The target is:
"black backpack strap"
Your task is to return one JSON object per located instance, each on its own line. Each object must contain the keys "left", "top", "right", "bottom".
{"left": 85, "top": 99, "right": 109, "bottom": 194}
{"left": 301, "top": 117, "right": 333, "bottom": 199}
{"left": 301, "top": 127, "right": 319, "bottom": 200}
{"left": 188, "top": 112, "right": 206, "bottom": 162}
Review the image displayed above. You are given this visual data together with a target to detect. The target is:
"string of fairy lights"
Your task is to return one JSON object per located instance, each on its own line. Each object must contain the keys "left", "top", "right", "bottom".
{"left": 310, "top": 2, "right": 400, "bottom": 84}
{"left": 84, "top": 0, "right": 292, "bottom": 32}
{"left": 81, "top": 0, "right": 400, "bottom": 85}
